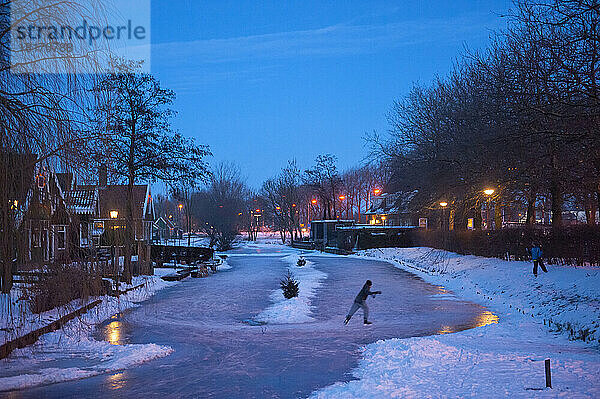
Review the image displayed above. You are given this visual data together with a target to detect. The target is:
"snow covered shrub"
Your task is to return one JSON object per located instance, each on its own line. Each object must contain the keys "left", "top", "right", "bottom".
{"left": 280, "top": 270, "right": 299, "bottom": 299}
{"left": 27, "top": 261, "right": 104, "bottom": 314}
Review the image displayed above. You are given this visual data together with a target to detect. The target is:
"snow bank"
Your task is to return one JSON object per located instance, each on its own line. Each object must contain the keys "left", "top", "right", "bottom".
{"left": 354, "top": 247, "right": 600, "bottom": 344}
{"left": 216, "top": 259, "right": 232, "bottom": 271}
{"left": 0, "top": 268, "right": 180, "bottom": 392}
{"left": 255, "top": 254, "right": 327, "bottom": 324}
{"left": 312, "top": 320, "right": 600, "bottom": 398}
{"left": 1, "top": 268, "right": 177, "bottom": 345}
{"left": 0, "top": 338, "right": 173, "bottom": 392}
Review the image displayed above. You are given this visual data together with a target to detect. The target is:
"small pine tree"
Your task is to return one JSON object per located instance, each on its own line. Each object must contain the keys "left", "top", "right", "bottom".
{"left": 280, "top": 270, "right": 299, "bottom": 299}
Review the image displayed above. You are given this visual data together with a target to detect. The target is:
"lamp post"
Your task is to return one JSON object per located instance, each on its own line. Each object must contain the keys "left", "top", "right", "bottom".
{"left": 484, "top": 189, "right": 495, "bottom": 230}
{"left": 110, "top": 210, "right": 119, "bottom": 290}
{"left": 310, "top": 198, "right": 317, "bottom": 225}
{"left": 367, "top": 188, "right": 382, "bottom": 223}
{"left": 439, "top": 202, "right": 448, "bottom": 230}
{"left": 338, "top": 195, "right": 346, "bottom": 219}
{"left": 177, "top": 203, "right": 183, "bottom": 246}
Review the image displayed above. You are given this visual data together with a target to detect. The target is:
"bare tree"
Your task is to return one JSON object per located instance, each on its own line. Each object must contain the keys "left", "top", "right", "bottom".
{"left": 192, "top": 162, "right": 248, "bottom": 251}
{"left": 304, "top": 154, "right": 342, "bottom": 219}
{"left": 90, "top": 59, "right": 210, "bottom": 282}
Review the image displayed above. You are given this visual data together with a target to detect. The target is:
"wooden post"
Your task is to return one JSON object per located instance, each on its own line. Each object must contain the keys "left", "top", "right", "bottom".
{"left": 545, "top": 359, "right": 552, "bottom": 388}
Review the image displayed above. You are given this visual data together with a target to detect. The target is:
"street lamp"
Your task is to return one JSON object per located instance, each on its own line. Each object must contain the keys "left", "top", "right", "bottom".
{"left": 109, "top": 210, "right": 119, "bottom": 290}
{"left": 308, "top": 199, "right": 317, "bottom": 226}
{"left": 177, "top": 204, "right": 183, "bottom": 246}
{"left": 338, "top": 195, "right": 347, "bottom": 219}
{"left": 373, "top": 188, "right": 382, "bottom": 196}
{"left": 484, "top": 189, "right": 495, "bottom": 230}
{"left": 439, "top": 202, "right": 448, "bottom": 230}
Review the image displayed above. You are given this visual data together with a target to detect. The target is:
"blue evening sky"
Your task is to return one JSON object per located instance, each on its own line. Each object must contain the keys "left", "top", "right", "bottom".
{"left": 150, "top": 0, "right": 513, "bottom": 188}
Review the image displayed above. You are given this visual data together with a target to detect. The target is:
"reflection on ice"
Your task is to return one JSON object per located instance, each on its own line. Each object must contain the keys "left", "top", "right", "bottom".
{"left": 473, "top": 310, "right": 499, "bottom": 328}
{"left": 107, "top": 372, "right": 127, "bottom": 390}
{"left": 437, "top": 311, "right": 499, "bottom": 335}
{"left": 437, "top": 325, "right": 455, "bottom": 335}
{"left": 104, "top": 315, "right": 125, "bottom": 345}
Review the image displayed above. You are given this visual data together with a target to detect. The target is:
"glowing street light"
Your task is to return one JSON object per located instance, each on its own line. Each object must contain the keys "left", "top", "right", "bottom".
{"left": 338, "top": 195, "right": 346, "bottom": 201}
{"left": 275, "top": 206, "right": 281, "bottom": 210}
{"left": 439, "top": 202, "right": 449, "bottom": 230}
{"left": 311, "top": 199, "right": 317, "bottom": 205}
{"left": 178, "top": 203, "right": 183, "bottom": 209}
{"left": 484, "top": 189, "right": 495, "bottom": 230}
{"left": 373, "top": 188, "right": 382, "bottom": 196}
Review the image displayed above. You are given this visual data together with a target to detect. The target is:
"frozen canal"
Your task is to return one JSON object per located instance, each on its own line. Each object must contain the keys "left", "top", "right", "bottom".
{"left": 7, "top": 246, "right": 496, "bottom": 398}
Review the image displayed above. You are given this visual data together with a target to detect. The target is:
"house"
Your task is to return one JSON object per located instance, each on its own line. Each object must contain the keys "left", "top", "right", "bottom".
{"left": 60, "top": 167, "right": 155, "bottom": 273}
{"left": 153, "top": 216, "right": 176, "bottom": 243}
{"left": 10, "top": 161, "right": 73, "bottom": 265}
{"left": 93, "top": 184, "right": 155, "bottom": 247}
{"left": 364, "top": 191, "right": 418, "bottom": 227}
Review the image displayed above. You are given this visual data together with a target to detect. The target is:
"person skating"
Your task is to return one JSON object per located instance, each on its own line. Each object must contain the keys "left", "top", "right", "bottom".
{"left": 528, "top": 242, "right": 548, "bottom": 277}
{"left": 344, "top": 280, "right": 381, "bottom": 325}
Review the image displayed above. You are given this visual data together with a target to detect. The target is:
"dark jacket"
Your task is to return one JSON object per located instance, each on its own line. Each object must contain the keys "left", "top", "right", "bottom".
{"left": 354, "top": 283, "right": 378, "bottom": 303}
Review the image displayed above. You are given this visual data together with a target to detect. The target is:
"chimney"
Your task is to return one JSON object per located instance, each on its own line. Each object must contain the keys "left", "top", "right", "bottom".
{"left": 99, "top": 164, "right": 107, "bottom": 187}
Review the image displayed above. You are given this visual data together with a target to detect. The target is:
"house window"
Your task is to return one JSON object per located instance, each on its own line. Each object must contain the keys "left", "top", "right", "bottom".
{"left": 57, "top": 226, "right": 66, "bottom": 250}
{"left": 80, "top": 222, "right": 89, "bottom": 246}
{"left": 32, "top": 228, "right": 42, "bottom": 248}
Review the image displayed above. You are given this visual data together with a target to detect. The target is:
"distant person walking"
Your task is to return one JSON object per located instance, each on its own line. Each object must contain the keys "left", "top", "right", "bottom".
{"left": 528, "top": 243, "right": 548, "bottom": 277}
{"left": 344, "top": 280, "right": 381, "bottom": 325}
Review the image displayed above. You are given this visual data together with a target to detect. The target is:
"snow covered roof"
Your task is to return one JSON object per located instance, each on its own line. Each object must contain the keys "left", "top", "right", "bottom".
{"left": 64, "top": 187, "right": 98, "bottom": 215}
{"left": 365, "top": 191, "right": 417, "bottom": 215}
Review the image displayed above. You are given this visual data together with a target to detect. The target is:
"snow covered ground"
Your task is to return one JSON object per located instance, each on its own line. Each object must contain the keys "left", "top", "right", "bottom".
{"left": 0, "top": 268, "right": 180, "bottom": 392}
{"left": 311, "top": 247, "right": 600, "bottom": 398}
{"left": 255, "top": 253, "right": 328, "bottom": 324}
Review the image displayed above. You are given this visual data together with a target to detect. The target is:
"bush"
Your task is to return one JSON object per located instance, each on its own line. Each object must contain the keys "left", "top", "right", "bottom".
{"left": 280, "top": 270, "right": 299, "bottom": 299}
{"left": 27, "top": 261, "right": 104, "bottom": 314}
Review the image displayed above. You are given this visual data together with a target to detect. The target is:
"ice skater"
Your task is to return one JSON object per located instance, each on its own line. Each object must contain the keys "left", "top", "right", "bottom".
{"left": 528, "top": 242, "right": 548, "bottom": 277}
{"left": 344, "top": 280, "right": 381, "bottom": 325}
